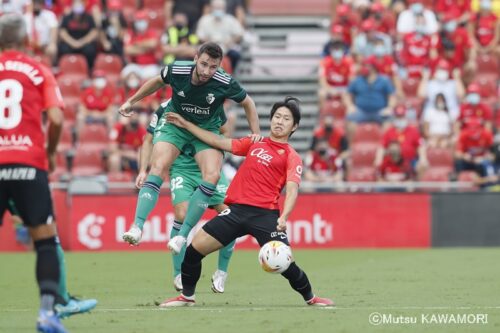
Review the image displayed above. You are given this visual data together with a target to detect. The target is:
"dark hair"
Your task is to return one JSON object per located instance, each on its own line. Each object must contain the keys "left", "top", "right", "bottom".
{"left": 270, "top": 96, "right": 301, "bottom": 136}
{"left": 435, "top": 93, "right": 449, "bottom": 112}
{"left": 197, "top": 42, "right": 223, "bottom": 60}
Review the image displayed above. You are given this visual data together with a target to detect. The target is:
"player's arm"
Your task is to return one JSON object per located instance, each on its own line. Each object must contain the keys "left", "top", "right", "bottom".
{"left": 277, "top": 181, "right": 299, "bottom": 232}
{"left": 119, "top": 75, "right": 166, "bottom": 116}
{"left": 239, "top": 95, "right": 260, "bottom": 134}
{"left": 166, "top": 112, "right": 233, "bottom": 152}
{"left": 46, "top": 107, "right": 63, "bottom": 172}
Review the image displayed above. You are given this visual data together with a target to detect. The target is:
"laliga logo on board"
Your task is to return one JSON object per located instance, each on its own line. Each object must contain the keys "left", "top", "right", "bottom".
{"left": 250, "top": 148, "right": 273, "bottom": 163}
{"left": 78, "top": 214, "right": 105, "bottom": 249}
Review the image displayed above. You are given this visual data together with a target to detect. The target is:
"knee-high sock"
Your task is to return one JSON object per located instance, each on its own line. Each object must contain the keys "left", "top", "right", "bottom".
{"left": 178, "top": 181, "right": 215, "bottom": 238}
{"left": 181, "top": 245, "right": 205, "bottom": 297}
{"left": 134, "top": 175, "right": 163, "bottom": 230}
{"left": 217, "top": 240, "right": 235, "bottom": 272}
{"left": 55, "top": 238, "right": 70, "bottom": 304}
{"left": 34, "top": 237, "right": 60, "bottom": 311}
{"left": 281, "top": 262, "right": 314, "bottom": 301}
{"left": 170, "top": 220, "right": 186, "bottom": 277}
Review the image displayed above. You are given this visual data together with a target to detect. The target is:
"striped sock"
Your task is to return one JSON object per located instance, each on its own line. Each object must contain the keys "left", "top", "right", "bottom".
{"left": 134, "top": 175, "right": 163, "bottom": 230}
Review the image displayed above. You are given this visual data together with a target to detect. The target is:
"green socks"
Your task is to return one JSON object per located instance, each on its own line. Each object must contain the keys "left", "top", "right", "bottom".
{"left": 178, "top": 181, "right": 215, "bottom": 238}
{"left": 55, "top": 240, "right": 70, "bottom": 304}
{"left": 217, "top": 240, "right": 235, "bottom": 272}
{"left": 170, "top": 221, "right": 186, "bottom": 277}
{"left": 134, "top": 175, "right": 163, "bottom": 230}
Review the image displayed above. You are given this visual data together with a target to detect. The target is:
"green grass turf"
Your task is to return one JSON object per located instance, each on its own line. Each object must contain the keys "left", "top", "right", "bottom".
{"left": 1, "top": 249, "right": 499, "bottom": 333}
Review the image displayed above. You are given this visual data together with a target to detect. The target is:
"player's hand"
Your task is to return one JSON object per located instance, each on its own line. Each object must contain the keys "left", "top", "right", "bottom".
{"left": 277, "top": 217, "right": 287, "bottom": 232}
{"left": 47, "top": 152, "right": 56, "bottom": 173}
{"left": 135, "top": 171, "right": 147, "bottom": 189}
{"left": 166, "top": 112, "right": 188, "bottom": 128}
{"left": 247, "top": 133, "right": 263, "bottom": 143}
{"left": 118, "top": 101, "right": 135, "bottom": 117}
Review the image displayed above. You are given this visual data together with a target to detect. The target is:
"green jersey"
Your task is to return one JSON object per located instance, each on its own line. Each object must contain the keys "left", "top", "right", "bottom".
{"left": 159, "top": 61, "right": 246, "bottom": 129}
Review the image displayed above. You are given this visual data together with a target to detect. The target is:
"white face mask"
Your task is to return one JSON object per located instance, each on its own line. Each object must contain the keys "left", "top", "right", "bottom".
{"left": 135, "top": 20, "right": 148, "bottom": 32}
{"left": 93, "top": 78, "right": 107, "bottom": 89}
{"left": 436, "top": 102, "right": 446, "bottom": 110}
{"left": 480, "top": 0, "right": 492, "bottom": 10}
{"left": 73, "top": 3, "right": 85, "bottom": 14}
{"left": 394, "top": 118, "right": 408, "bottom": 129}
{"left": 435, "top": 69, "right": 449, "bottom": 81}
{"left": 411, "top": 3, "right": 424, "bottom": 14}
{"left": 127, "top": 77, "right": 140, "bottom": 89}
{"left": 331, "top": 50, "right": 344, "bottom": 60}
{"left": 212, "top": 9, "right": 225, "bottom": 18}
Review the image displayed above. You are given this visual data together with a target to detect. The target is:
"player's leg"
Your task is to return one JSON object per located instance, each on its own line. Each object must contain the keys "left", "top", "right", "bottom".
{"left": 212, "top": 203, "right": 236, "bottom": 293}
{"left": 249, "top": 209, "right": 334, "bottom": 307}
{"left": 123, "top": 141, "right": 180, "bottom": 245}
{"left": 169, "top": 147, "right": 223, "bottom": 252}
{"left": 171, "top": 201, "right": 189, "bottom": 291}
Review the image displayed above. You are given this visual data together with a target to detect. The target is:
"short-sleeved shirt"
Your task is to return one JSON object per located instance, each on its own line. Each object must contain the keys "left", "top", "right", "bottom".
{"left": 457, "top": 128, "right": 493, "bottom": 157}
{"left": 437, "top": 28, "right": 471, "bottom": 67}
{"left": 379, "top": 155, "right": 411, "bottom": 181}
{"left": 0, "top": 50, "right": 64, "bottom": 170}
{"left": 458, "top": 102, "right": 493, "bottom": 128}
{"left": 60, "top": 12, "right": 96, "bottom": 40}
{"left": 110, "top": 123, "right": 146, "bottom": 150}
{"left": 320, "top": 56, "right": 353, "bottom": 87}
{"left": 81, "top": 86, "right": 114, "bottom": 112}
{"left": 225, "top": 137, "right": 303, "bottom": 210}
{"left": 124, "top": 29, "right": 158, "bottom": 65}
{"left": 159, "top": 61, "right": 246, "bottom": 129}
{"left": 383, "top": 125, "right": 422, "bottom": 161}
{"left": 348, "top": 75, "right": 395, "bottom": 113}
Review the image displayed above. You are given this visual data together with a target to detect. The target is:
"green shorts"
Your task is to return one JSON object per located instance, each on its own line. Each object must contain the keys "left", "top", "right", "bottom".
{"left": 153, "top": 121, "right": 221, "bottom": 155}
{"left": 169, "top": 169, "right": 229, "bottom": 207}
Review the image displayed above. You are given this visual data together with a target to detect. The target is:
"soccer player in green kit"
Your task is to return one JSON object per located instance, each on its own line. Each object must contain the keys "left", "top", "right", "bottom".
{"left": 118, "top": 42, "right": 260, "bottom": 255}
{"left": 137, "top": 103, "right": 235, "bottom": 293}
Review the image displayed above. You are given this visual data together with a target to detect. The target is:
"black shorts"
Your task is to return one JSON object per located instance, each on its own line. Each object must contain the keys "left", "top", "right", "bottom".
{"left": 0, "top": 164, "right": 54, "bottom": 227}
{"left": 202, "top": 204, "right": 290, "bottom": 247}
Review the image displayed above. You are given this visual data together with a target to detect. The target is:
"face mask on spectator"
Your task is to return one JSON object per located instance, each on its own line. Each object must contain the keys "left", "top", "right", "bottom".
{"left": 410, "top": 3, "right": 424, "bottom": 14}
{"left": 130, "top": 120, "right": 139, "bottom": 130}
{"left": 415, "top": 25, "right": 426, "bottom": 35}
{"left": 331, "top": 49, "right": 344, "bottom": 60}
{"left": 480, "top": 0, "right": 492, "bottom": 10}
{"left": 135, "top": 20, "right": 148, "bottom": 32}
{"left": 72, "top": 3, "right": 85, "bottom": 15}
{"left": 318, "top": 148, "right": 328, "bottom": 157}
{"left": 127, "top": 77, "right": 140, "bottom": 89}
{"left": 466, "top": 93, "right": 481, "bottom": 105}
{"left": 212, "top": 9, "right": 225, "bottom": 19}
{"left": 436, "top": 102, "right": 446, "bottom": 110}
{"left": 435, "top": 69, "right": 449, "bottom": 81}
{"left": 394, "top": 118, "right": 408, "bottom": 129}
{"left": 93, "top": 78, "right": 107, "bottom": 89}
{"left": 373, "top": 45, "right": 386, "bottom": 57}
{"left": 444, "top": 21, "right": 457, "bottom": 33}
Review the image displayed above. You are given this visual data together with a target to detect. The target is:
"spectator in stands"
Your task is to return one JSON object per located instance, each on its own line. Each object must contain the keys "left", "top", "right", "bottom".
{"left": 58, "top": 0, "right": 99, "bottom": 70}
{"left": 377, "top": 141, "right": 413, "bottom": 182}
{"left": 161, "top": 12, "right": 199, "bottom": 66}
{"left": 366, "top": 39, "right": 402, "bottom": 97}
{"left": 322, "top": 24, "right": 349, "bottom": 57}
{"left": 455, "top": 118, "right": 495, "bottom": 178}
{"left": 344, "top": 57, "right": 396, "bottom": 137}
{"left": 399, "top": 14, "right": 437, "bottom": 78}
{"left": 0, "top": 0, "right": 30, "bottom": 14}
{"left": 77, "top": 70, "right": 115, "bottom": 131}
{"left": 352, "top": 19, "right": 392, "bottom": 59}
{"left": 23, "top": 0, "right": 58, "bottom": 64}
{"left": 375, "top": 106, "right": 426, "bottom": 177}
{"left": 99, "top": 0, "right": 127, "bottom": 58}
{"left": 304, "top": 138, "right": 344, "bottom": 182}
{"left": 108, "top": 116, "right": 147, "bottom": 174}
{"left": 369, "top": 1, "right": 396, "bottom": 36}
{"left": 123, "top": 10, "right": 160, "bottom": 80}
{"left": 457, "top": 83, "right": 494, "bottom": 131}
{"left": 196, "top": 0, "right": 245, "bottom": 70}
{"left": 434, "top": 0, "right": 471, "bottom": 25}
{"left": 469, "top": 0, "right": 500, "bottom": 57}
{"left": 331, "top": 3, "right": 358, "bottom": 47}
{"left": 165, "top": 0, "right": 210, "bottom": 32}
{"left": 310, "top": 115, "right": 349, "bottom": 159}
{"left": 418, "top": 60, "right": 465, "bottom": 120}
{"left": 318, "top": 40, "right": 354, "bottom": 110}
{"left": 396, "top": 0, "right": 439, "bottom": 35}
{"left": 226, "top": 0, "right": 247, "bottom": 26}
{"left": 422, "top": 93, "right": 457, "bottom": 148}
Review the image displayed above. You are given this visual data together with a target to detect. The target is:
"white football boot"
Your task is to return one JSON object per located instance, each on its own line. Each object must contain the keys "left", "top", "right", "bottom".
{"left": 122, "top": 224, "right": 142, "bottom": 246}
{"left": 211, "top": 270, "right": 228, "bottom": 293}
{"left": 168, "top": 235, "right": 186, "bottom": 254}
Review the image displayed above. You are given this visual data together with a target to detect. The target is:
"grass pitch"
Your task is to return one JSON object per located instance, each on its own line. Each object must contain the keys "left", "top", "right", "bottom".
{"left": 1, "top": 249, "right": 499, "bottom": 333}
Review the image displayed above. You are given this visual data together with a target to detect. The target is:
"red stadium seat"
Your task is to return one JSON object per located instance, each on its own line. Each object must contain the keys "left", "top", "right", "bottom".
{"left": 426, "top": 147, "right": 453, "bottom": 169}
{"left": 108, "top": 171, "right": 134, "bottom": 182}
{"left": 350, "top": 143, "right": 378, "bottom": 168}
{"left": 421, "top": 167, "right": 451, "bottom": 182}
{"left": 458, "top": 171, "right": 478, "bottom": 182}
{"left": 78, "top": 124, "right": 109, "bottom": 149}
{"left": 143, "top": 0, "right": 165, "bottom": 10}
{"left": 402, "top": 77, "right": 421, "bottom": 98}
{"left": 321, "top": 99, "right": 346, "bottom": 119}
{"left": 347, "top": 167, "right": 377, "bottom": 182}
{"left": 72, "top": 146, "right": 105, "bottom": 176}
{"left": 476, "top": 52, "right": 499, "bottom": 80}
{"left": 147, "top": 10, "right": 167, "bottom": 32}
{"left": 353, "top": 123, "right": 382, "bottom": 144}
{"left": 93, "top": 54, "right": 123, "bottom": 85}
{"left": 57, "top": 78, "right": 81, "bottom": 118}
{"left": 58, "top": 54, "right": 88, "bottom": 81}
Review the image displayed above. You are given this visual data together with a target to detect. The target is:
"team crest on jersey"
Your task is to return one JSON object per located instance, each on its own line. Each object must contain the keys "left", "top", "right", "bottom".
{"left": 206, "top": 93, "right": 215, "bottom": 104}
{"left": 277, "top": 149, "right": 285, "bottom": 155}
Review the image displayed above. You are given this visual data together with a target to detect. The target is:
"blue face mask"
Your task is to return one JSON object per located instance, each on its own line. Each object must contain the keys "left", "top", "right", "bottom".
{"left": 480, "top": 0, "right": 492, "bottom": 10}
{"left": 331, "top": 50, "right": 344, "bottom": 60}
{"left": 410, "top": 3, "right": 424, "bottom": 14}
{"left": 374, "top": 45, "right": 386, "bottom": 56}
{"left": 213, "top": 9, "right": 225, "bottom": 18}
{"left": 466, "top": 93, "right": 481, "bottom": 105}
{"left": 444, "top": 21, "right": 457, "bottom": 33}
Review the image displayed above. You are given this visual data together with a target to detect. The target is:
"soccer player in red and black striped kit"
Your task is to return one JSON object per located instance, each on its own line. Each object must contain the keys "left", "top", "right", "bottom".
{"left": 160, "top": 97, "right": 334, "bottom": 307}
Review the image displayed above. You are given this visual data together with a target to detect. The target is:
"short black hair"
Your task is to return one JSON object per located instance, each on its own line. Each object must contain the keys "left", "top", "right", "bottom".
{"left": 198, "top": 42, "right": 223, "bottom": 60}
{"left": 270, "top": 96, "right": 301, "bottom": 136}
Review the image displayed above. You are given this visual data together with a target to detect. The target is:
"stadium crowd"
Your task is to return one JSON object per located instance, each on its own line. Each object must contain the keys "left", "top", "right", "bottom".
{"left": 311, "top": 0, "right": 500, "bottom": 187}
{"left": 1, "top": 0, "right": 499, "bottom": 188}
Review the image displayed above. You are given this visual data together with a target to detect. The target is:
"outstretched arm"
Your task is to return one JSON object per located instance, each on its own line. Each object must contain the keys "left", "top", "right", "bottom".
{"left": 167, "top": 113, "right": 233, "bottom": 152}
{"left": 119, "top": 76, "right": 165, "bottom": 116}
